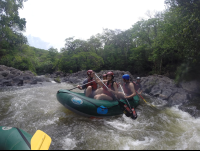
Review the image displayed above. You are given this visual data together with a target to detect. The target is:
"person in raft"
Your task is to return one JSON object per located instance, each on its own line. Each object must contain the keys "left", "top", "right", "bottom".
{"left": 77, "top": 70, "right": 98, "bottom": 98}
{"left": 100, "top": 74, "right": 107, "bottom": 87}
{"left": 133, "top": 77, "right": 143, "bottom": 95}
{"left": 116, "top": 74, "right": 137, "bottom": 101}
{"left": 93, "top": 72, "right": 118, "bottom": 101}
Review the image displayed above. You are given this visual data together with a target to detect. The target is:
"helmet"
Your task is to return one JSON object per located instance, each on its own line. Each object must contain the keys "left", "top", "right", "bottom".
{"left": 137, "top": 77, "right": 141, "bottom": 80}
{"left": 103, "top": 74, "right": 107, "bottom": 77}
{"left": 87, "top": 70, "right": 93, "bottom": 75}
{"left": 122, "top": 74, "right": 130, "bottom": 80}
{"left": 106, "top": 72, "right": 114, "bottom": 76}
{"left": 106, "top": 72, "right": 114, "bottom": 79}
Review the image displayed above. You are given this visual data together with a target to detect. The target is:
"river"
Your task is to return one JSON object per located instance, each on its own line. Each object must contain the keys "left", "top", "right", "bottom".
{"left": 0, "top": 82, "right": 200, "bottom": 150}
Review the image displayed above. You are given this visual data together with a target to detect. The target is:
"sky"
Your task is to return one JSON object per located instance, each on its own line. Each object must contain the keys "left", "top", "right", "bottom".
{"left": 19, "top": 0, "right": 166, "bottom": 51}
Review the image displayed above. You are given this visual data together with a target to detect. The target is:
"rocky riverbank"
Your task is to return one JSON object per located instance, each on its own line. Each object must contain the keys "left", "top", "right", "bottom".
{"left": 0, "top": 65, "right": 50, "bottom": 87}
{"left": 1, "top": 65, "right": 200, "bottom": 117}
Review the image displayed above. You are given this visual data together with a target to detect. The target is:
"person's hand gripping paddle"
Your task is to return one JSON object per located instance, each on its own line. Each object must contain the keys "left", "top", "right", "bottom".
{"left": 119, "top": 84, "right": 137, "bottom": 120}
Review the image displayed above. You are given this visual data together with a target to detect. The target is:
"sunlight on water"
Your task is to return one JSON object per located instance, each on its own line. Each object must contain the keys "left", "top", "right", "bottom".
{"left": 0, "top": 82, "right": 200, "bottom": 150}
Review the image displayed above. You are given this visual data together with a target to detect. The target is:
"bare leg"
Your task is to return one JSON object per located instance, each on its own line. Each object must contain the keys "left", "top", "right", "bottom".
{"left": 85, "top": 86, "right": 92, "bottom": 97}
{"left": 94, "top": 94, "right": 100, "bottom": 100}
{"left": 94, "top": 88, "right": 103, "bottom": 95}
{"left": 117, "top": 92, "right": 126, "bottom": 99}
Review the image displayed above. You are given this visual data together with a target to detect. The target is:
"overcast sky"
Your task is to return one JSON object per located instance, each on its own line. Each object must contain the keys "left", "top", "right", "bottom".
{"left": 19, "top": 0, "right": 166, "bottom": 51}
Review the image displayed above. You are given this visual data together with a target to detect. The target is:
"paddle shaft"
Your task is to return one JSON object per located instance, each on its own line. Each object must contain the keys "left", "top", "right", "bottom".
{"left": 68, "top": 80, "right": 95, "bottom": 91}
{"left": 136, "top": 91, "right": 155, "bottom": 108}
{"left": 119, "top": 84, "right": 133, "bottom": 112}
{"left": 94, "top": 73, "right": 118, "bottom": 100}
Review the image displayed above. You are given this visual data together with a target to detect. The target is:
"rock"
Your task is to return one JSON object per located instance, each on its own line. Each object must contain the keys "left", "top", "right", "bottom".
{"left": 179, "top": 80, "right": 200, "bottom": 95}
{"left": 168, "top": 92, "right": 189, "bottom": 106}
{"left": 158, "top": 87, "right": 174, "bottom": 100}
{"left": 23, "top": 71, "right": 35, "bottom": 76}
{"left": 23, "top": 75, "right": 33, "bottom": 80}
{"left": 150, "top": 85, "right": 162, "bottom": 97}
{"left": 10, "top": 70, "right": 21, "bottom": 75}
{"left": 13, "top": 77, "right": 24, "bottom": 86}
{"left": 35, "top": 77, "right": 47, "bottom": 82}
{"left": 6, "top": 74, "right": 16, "bottom": 79}
{"left": 1, "top": 79, "right": 13, "bottom": 86}
{"left": 30, "top": 79, "right": 37, "bottom": 84}
{"left": 179, "top": 106, "right": 198, "bottom": 117}
{"left": 0, "top": 75, "right": 4, "bottom": 79}
{"left": 0, "top": 71, "right": 10, "bottom": 77}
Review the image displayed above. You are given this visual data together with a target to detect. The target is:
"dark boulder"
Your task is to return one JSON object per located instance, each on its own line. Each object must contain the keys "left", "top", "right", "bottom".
{"left": 30, "top": 79, "right": 38, "bottom": 84}
{"left": 0, "top": 71, "right": 10, "bottom": 77}
{"left": 1, "top": 79, "right": 13, "bottom": 86}
{"left": 13, "top": 77, "right": 24, "bottom": 86}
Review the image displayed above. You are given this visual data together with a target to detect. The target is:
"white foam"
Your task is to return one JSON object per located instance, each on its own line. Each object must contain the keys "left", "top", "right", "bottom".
{"left": 51, "top": 81, "right": 57, "bottom": 84}
{"left": 106, "top": 121, "right": 132, "bottom": 131}
{"left": 62, "top": 134, "right": 77, "bottom": 150}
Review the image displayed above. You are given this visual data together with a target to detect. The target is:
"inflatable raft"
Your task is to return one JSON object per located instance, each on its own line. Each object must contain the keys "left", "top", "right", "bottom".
{"left": 57, "top": 89, "right": 140, "bottom": 118}
{"left": 0, "top": 126, "right": 32, "bottom": 150}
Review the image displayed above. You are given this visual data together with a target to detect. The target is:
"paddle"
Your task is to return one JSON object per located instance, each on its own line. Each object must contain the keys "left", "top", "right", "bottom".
{"left": 68, "top": 80, "right": 95, "bottom": 91}
{"left": 119, "top": 84, "right": 137, "bottom": 119}
{"left": 136, "top": 91, "right": 156, "bottom": 108}
{"left": 31, "top": 130, "right": 51, "bottom": 150}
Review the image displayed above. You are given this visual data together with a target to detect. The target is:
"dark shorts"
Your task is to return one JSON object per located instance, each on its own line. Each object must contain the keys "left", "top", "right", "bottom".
{"left": 111, "top": 94, "right": 117, "bottom": 100}
{"left": 126, "top": 98, "right": 134, "bottom": 102}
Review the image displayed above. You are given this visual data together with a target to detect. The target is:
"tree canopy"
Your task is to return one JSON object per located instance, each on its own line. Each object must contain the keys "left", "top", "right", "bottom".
{"left": 1, "top": 0, "right": 199, "bottom": 82}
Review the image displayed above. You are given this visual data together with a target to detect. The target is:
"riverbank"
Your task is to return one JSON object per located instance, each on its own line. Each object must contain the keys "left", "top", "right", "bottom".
{"left": 1, "top": 65, "right": 200, "bottom": 118}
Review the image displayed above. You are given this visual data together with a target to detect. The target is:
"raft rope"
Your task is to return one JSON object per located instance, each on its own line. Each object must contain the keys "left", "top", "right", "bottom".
{"left": 15, "top": 127, "right": 31, "bottom": 149}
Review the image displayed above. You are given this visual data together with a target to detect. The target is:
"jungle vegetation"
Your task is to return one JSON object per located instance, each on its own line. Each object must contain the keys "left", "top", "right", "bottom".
{"left": 0, "top": 0, "right": 199, "bottom": 82}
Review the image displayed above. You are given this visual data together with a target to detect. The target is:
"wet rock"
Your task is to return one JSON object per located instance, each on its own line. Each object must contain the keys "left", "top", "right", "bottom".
{"left": 0, "top": 65, "right": 50, "bottom": 87}
{"left": 150, "top": 85, "right": 162, "bottom": 97}
{"left": 23, "top": 71, "right": 35, "bottom": 76}
{"left": 35, "top": 77, "right": 47, "bottom": 82}
{"left": 158, "top": 87, "right": 174, "bottom": 100}
{"left": 13, "top": 77, "right": 24, "bottom": 86}
{"left": 0, "top": 75, "right": 4, "bottom": 79}
{"left": 6, "top": 73, "right": 16, "bottom": 79}
{"left": 179, "top": 106, "right": 197, "bottom": 117}
{"left": 179, "top": 80, "right": 200, "bottom": 95}
{"left": 0, "top": 71, "right": 10, "bottom": 77}
{"left": 168, "top": 92, "right": 189, "bottom": 106}
{"left": 1, "top": 79, "right": 13, "bottom": 86}
{"left": 30, "top": 79, "right": 37, "bottom": 84}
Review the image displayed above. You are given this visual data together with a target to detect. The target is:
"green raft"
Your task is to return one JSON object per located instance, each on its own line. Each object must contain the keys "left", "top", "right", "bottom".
{"left": 0, "top": 126, "right": 32, "bottom": 150}
{"left": 57, "top": 89, "right": 140, "bottom": 118}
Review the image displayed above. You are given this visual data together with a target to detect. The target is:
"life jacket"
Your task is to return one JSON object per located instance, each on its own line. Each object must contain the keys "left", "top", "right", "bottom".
{"left": 132, "top": 81, "right": 140, "bottom": 91}
{"left": 123, "top": 82, "right": 132, "bottom": 95}
{"left": 103, "top": 81, "right": 116, "bottom": 97}
{"left": 86, "top": 78, "right": 97, "bottom": 91}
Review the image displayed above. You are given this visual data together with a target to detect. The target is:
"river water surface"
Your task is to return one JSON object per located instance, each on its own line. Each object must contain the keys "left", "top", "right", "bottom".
{"left": 0, "top": 82, "right": 200, "bottom": 150}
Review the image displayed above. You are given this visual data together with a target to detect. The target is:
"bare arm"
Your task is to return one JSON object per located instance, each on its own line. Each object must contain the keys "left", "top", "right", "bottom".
{"left": 137, "top": 88, "right": 143, "bottom": 95}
